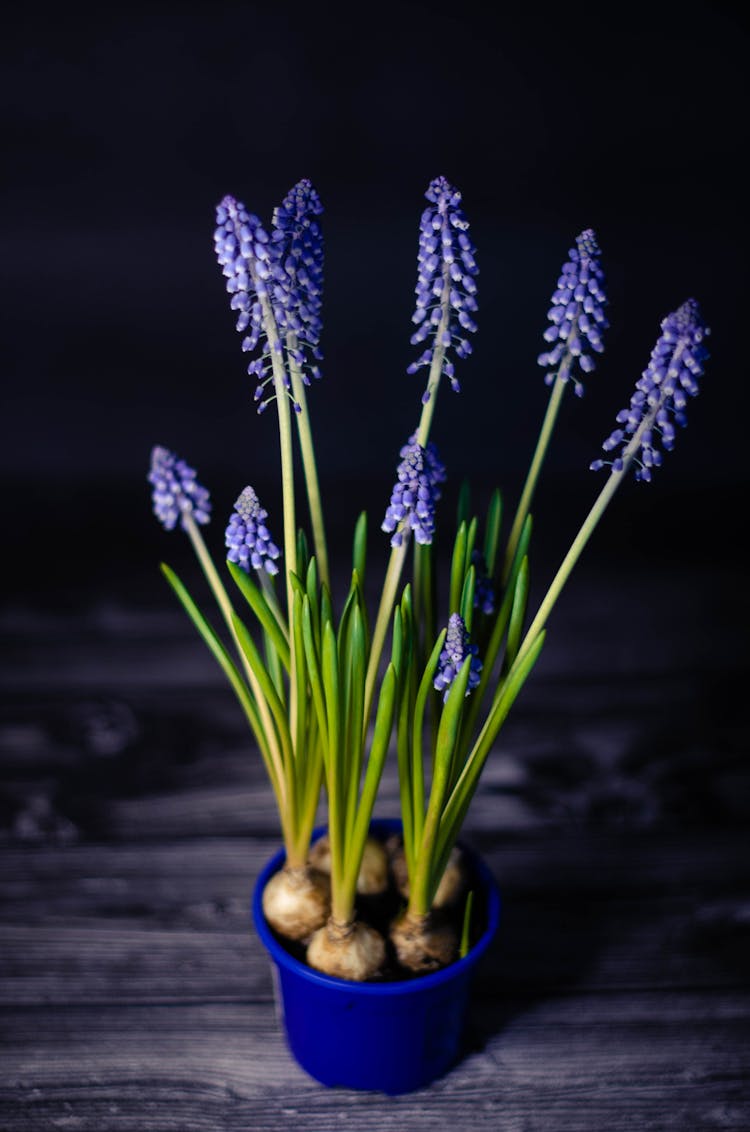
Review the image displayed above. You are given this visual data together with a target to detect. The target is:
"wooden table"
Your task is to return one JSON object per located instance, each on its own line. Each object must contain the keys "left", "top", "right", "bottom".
{"left": 2, "top": 549, "right": 749, "bottom": 1130}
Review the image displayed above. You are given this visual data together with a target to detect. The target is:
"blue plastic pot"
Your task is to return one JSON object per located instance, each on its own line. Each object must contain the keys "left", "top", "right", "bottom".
{"left": 252, "top": 818, "right": 501, "bottom": 1095}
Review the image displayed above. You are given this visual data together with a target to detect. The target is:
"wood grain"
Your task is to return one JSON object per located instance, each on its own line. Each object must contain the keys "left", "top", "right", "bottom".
{"left": 2, "top": 560, "right": 749, "bottom": 1129}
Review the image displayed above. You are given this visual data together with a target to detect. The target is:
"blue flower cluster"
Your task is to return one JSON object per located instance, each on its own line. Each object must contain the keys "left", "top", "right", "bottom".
{"left": 214, "top": 195, "right": 272, "bottom": 345}
{"left": 537, "top": 229, "right": 608, "bottom": 397}
{"left": 407, "top": 176, "right": 478, "bottom": 403}
{"left": 148, "top": 446, "right": 211, "bottom": 532}
{"left": 591, "top": 299, "right": 709, "bottom": 482}
{"left": 433, "top": 614, "right": 482, "bottom": 702}
{"left": 382, "top": 436, "right": 446, "bottom": 548}
{"left": 271, "top": 179, "right": 324, "bottom": 385}
{"left": 215, "top": 182, "right": 325, "bottom": 414}
{"left": 225, "top": 487, "right": 281, "bottom": 575}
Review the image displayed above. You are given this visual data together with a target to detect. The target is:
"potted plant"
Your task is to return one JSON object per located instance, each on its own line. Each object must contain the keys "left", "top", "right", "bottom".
{"left": 147, "top": 176, "right": 709, "bottom": 1093}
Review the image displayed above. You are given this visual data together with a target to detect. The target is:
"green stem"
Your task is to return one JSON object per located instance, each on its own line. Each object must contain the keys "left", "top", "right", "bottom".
{"left": 258, "top": 298, "right": 298, "bottom": 618}
{"left": 363, "top": 539, "right": 409, "bottom": 734}
{"left": 502, "top": 363, "right": 569, "bottom": 585}
{"left": 257, "top": 290, "right": 300, "bottom": 769}
{"left": 516, "top": 396, "right": 660, "bottom": 665}
{"left": 415, "top": 267, "right": 452, "bottom": 449}
{"left": 183, "top": 514, "right": 289, "bottom": 834}
{"left": 288, "top": 345, "right": 330, "bottom": 591}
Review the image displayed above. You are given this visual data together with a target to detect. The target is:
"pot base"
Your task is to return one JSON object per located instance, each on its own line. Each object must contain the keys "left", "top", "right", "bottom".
{"left": 252, "top": 819, "right": 501, "bottom": 1094}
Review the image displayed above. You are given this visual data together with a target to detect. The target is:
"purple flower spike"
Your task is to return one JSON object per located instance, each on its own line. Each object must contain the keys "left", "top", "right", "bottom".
{"left": 537, "top": 229, "right": 609, "bottom": 397}
{"left": 382, "top": 437, "right": 446, "bottom": 548}
{"left": 214, "top": 195, "right": 273, "bottom": 340}
{"left": 148, "top": 446, "right": 211, "bottom": 532}
{"left": 271, "top": 179, "right": 325, "bottom": 386}
{"left": 407, "top": 176, "right": 478, "bottom": 401}
{"left": 590, "top": 299, "right": 709, "bottom": 482}
{"left": 433, "top": 613, "right": 482, "bottom": 702}
{"left": 215, "top": 193, "right": 302, "bottom": 415}
{"left": 225, "top": 487, "right": 281, "bottom": 576}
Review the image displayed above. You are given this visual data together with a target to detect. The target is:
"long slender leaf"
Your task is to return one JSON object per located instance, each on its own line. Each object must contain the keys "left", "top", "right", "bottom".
{"left": 504, "top": 556, "right": 530, "bottom": 672}
{"left": 301, "top": 596, "right": 329, "bottom": 752}
{"left": 231, "top": 611, "right": 294, "bottom": 775}
{"left": 483, "top": 488, "right": 503, "bottom": 579}
{"left": 226, "top": 560, "right": 291, "bottom": 667}
{"left": 321, "top": 619, "right": 345, "bottom": 896}
{"left": 449, "top": 522, "right": 468, "bottom": 616}
{"left": 459, "top": 565, "right": 477, "bottom": 632}
{"left": 344, "top": 603, "right": 366, "bottom": 843}
{"left": 347, "top": 662, "right": 397, "bottom": 899}
{"left": 352, "top": 511, "right": 367, "bottom": 591}
{"left": 456, "top": 478, "right": 471, "bottom": 527}
{"left": 410, "top": 655, "right": 473, "bottom": 913}
{"left": 410, "top": 629, "right": 447, "bottom": 850}
{"left": 160, "top": 564, "right": 278, "bottom": 795}
{"left": 436, "top": 631, "right": 546, "bottom": 873}
{"left": 462, "top": 512, "right": 534, "bottom": 746}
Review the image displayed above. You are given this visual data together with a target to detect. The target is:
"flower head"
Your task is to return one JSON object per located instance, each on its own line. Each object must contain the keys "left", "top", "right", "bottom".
{"left": 382, "top": 436, "right": 446, "bottom": 548}
{"left": 148, "top": 446, "right": 211, "bottom": 532}
{"left": 537, "top": 229, "right": 608, "bottom": 397}
{"left": 433, "top": 613, "right": 482, "bottom": 702}
{"left": 225, "top": 486, "right": 281, "bottom": 575}
{"left": 214, "top": 195, "right": 273, "bottom": 342}
{"left": 271, "top": 178, "right": 324, "bottom": 385}
{"left": 408, "top": 176, "right": 478, "bottom": 402}
{"left": 591, "top": 299, "right": 709, "bottom": 482}
{"left": 214, "top": 194, "right": 300, "bottom": 414}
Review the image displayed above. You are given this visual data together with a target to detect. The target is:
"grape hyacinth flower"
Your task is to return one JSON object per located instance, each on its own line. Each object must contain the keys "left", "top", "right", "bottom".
{"left": 537, "top": 229, "right": 609, "bottom": 397}
{"left": 225, "top": 487, "right": 281, "bottom": 575}
{"left": 214, "top": 194, "right": 299, "bottom": 414}
{"left": 271, "top": 179, "right": 324, "bottom": 385}
{"left": 382, "top": 436, "right": 446, "bottom": 547}
{"left": 408, "top": 176, "right": 478, "bottom": 403}
{"left": 433, "top": 614, "right": 482, "bottom": 702}
{"left": 148, "top": 446, "right": 211, "bottom": 531}
{"left": 591, "top": 299, "right": 709, "bottom": 482}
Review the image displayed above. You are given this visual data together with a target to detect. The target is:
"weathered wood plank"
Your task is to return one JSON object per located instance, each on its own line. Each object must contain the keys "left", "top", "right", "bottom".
{"left": 1, "top": 832, "right": 747, "bottom": 1005}
{"left": 1, "top": 998, "right": 748, "bottom": 1131}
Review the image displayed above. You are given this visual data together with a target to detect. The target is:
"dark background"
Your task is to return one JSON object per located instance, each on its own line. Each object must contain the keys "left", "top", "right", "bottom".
{"left": 1, "top": 0, "right": 747, "bottom": 609}
{"left": 2, "top": 9, "right": 749, "bottom": 1122}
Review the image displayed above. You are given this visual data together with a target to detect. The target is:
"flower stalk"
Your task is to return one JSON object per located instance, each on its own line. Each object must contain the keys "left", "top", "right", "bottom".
{"left": 149, "top": 176, "right": 708, "bottom": 983}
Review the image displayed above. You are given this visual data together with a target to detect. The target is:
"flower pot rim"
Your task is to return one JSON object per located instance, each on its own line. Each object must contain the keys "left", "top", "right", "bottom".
{"left": 252, "top": 817, "right": 501, "bottom": 997}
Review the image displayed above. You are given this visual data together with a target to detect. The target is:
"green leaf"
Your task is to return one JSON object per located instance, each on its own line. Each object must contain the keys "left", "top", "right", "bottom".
{"left": 459, "top": 565, "right": 477, "bottom": 633}
{"left": 410, "top": 654, "right": 473, "bottom": 913}
{"left": 456, "top": 478, "right": 471, "bottom": 527}
{"left": 462, "top": 512, "right": 533, "bottom": 743}
{"left": 296, "top": 528, "right": 310, "bottom": 580}
{"left": 437, "top": 630, "right": 546, "bottom": 872}
{"left": 231, "top": 610, "right": 293, "bottom": 771}
{"left": 344, "top": 603, "right": 367, "bottom": 841}
{"left": 483, "top": 488, "right": 503, "bottom": 578}
{"left": 348, "top": 662, "right": 397, "bottom": 895}
{"left": 301, "top": 597, "right": 329, "bottom": 759}
{"left": 321, "top": 620, "right": 345, "bottom": 880}
{"left": 160, "top": 564, "right": 275, "bottom": 789}
{"left": 449, "top": 522, "right": 468, "bottom": 616}
{"left": 352, "top": 510, "right": 367, "bottom": 588}
{"left": 291, "top": 588, "right": 308, "bottom": 762}
{"left": 226, "top": 560, "right": 291, "bottom": 671}
{"left": 504, "top": 556, "right": 530, "bottom": 672}
{"left": 409, "top": 629, "right": 447, "bottom": 849}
